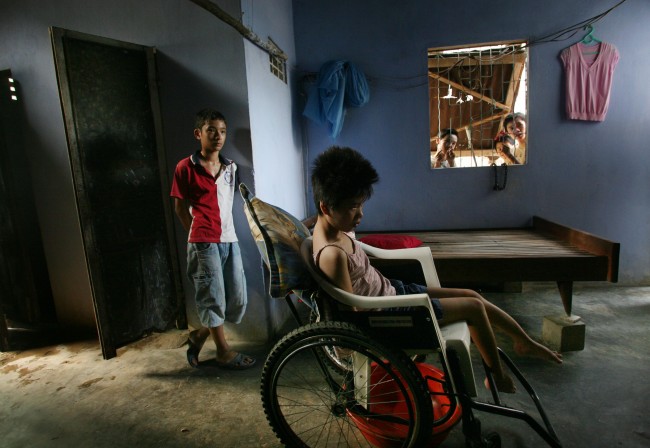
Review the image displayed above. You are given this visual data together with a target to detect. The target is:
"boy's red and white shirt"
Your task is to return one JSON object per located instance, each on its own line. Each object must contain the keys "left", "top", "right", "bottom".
{"left": 170, "top": 152, "right": 238, "bottom": 243}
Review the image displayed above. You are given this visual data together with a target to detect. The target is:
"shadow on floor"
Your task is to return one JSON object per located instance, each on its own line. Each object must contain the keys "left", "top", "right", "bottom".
{"left": 1, "top": 283, "right": 649, "bottom": 447}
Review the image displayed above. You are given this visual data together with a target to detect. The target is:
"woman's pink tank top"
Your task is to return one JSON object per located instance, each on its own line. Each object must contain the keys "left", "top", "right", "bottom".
{"left": 314, "top": 235, "right": 395, "bottom": 296}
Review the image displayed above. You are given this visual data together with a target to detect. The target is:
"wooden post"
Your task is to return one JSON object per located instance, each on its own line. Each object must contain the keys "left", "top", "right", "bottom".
{"left": 556, "top": 281, "right": 573, "bottom": 316}
{"left": 188, "top": 0, "right": 288, "bottom": 61}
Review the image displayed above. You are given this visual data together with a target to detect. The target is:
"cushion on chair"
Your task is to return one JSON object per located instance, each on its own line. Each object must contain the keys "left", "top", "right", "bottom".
{"left": 239, "top": 183, "right": 315, "bottom": 298}
{"left": 358, "top": 234, "right": 422, "bottom": 249}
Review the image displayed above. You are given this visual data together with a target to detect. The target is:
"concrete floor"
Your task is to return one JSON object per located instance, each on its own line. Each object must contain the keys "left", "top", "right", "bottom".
{"left": 1, "top": 282, "right": 649, "bottom": 448}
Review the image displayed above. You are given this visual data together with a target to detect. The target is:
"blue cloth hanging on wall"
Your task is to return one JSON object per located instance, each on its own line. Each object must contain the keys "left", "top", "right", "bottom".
{"left": 303, "top": 60, "right": 370, "bottom": 138}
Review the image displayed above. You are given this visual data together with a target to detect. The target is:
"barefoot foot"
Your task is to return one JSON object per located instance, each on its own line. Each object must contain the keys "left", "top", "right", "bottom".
{"left": 484, "top": 372, "right": 517, "bottom": 394}
{"left": 514, "top": 339, "right": 563, "bottom": 364}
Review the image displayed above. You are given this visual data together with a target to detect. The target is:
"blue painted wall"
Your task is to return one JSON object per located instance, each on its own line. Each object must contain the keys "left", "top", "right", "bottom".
{"left": 293, "top": 0, "right": 649, "bottom": 285}
{"left": 0, "top": 0, "right": 270, "bottom": 340}
{"left": 0, "top": 0, "right": 647, "bottom": 344}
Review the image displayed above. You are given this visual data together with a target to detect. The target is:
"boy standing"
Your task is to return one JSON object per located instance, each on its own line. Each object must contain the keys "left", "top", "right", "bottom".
{"left": 170, "top": 108, "right": 255, "bottom": 369}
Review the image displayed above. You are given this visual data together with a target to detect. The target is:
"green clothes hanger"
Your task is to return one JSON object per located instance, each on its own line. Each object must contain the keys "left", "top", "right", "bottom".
{"left": 580, "top": 24, "right": 601, "bottom": 54}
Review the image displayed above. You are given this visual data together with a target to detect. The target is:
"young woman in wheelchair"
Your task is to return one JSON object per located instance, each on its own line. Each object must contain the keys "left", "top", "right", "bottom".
{"left": 310, "top": 146, "right": 562, "bottom": 394}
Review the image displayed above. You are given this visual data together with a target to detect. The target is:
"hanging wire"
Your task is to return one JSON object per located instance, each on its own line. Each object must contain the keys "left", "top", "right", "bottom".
{"left": 332, "top": 0, "right": 627, "bottom": 94}
{"left": 528, "top": 0, "right": 628, "bottom": 46}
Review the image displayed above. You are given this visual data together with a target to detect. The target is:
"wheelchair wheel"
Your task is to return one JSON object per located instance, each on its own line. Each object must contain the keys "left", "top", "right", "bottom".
{"left": 308, "top": 298, "right": 352, "bottom": 375}
{"left": 261, "top": 321, "right": 434, "bottom": 447}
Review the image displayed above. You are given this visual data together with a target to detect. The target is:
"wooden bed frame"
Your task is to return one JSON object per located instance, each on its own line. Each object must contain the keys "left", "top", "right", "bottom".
{"left": 359, "top": 216, "right": 620, "bottom": 316}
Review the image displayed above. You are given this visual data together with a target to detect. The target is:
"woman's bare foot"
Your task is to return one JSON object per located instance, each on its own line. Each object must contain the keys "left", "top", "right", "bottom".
{"left": 484, "top": 372, "right": 516, "bottom": 394}
{"left": 514, "top": 339, "right": 563, "bottom": 363}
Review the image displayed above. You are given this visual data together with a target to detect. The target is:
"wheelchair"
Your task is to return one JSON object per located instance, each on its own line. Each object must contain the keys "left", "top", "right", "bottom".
{"left": 239, "top": 185, "right": 561, "bottom": 448}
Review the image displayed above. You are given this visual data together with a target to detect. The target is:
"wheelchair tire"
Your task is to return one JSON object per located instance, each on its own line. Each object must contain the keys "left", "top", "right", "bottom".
{"left": 308, "top": 300, "right": 353, "bottom": 375}
{"left": 261, "top": 321, "right": 434, "bottom": 447}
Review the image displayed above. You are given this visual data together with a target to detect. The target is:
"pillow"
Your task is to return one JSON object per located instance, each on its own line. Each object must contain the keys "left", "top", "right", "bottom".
{"left": 358, "top": 234, "right": 422, "bottom": 250}
{"left": 239, "top": 183, "right": 315, "bottom": 298}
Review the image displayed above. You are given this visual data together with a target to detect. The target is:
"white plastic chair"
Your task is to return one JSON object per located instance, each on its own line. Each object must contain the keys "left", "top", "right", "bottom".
{"left": 300, "top": 236, "right": 478, "bottom": 397}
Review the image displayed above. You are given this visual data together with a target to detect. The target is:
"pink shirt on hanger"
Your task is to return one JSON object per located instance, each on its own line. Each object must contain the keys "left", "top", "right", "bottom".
{"left": 560, "top": 41, "right": 619, "bottom": 121}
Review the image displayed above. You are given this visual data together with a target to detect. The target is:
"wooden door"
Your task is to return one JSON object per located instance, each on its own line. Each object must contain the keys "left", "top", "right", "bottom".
{"left": 50, "top": 28, "right": 185, "bottom": 359}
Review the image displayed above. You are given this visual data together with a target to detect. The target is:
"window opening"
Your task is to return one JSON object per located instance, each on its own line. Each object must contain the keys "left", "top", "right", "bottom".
{"left": 428, "top": 41, "right": 528, "bottom": 168}
{"left": 268, "top": 38, "right": 287, "bottom": 83}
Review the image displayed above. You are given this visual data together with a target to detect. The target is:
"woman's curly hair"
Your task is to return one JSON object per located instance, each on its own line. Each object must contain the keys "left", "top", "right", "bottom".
{"left": 311, "top": 146, "right": 379, "bottom": 214}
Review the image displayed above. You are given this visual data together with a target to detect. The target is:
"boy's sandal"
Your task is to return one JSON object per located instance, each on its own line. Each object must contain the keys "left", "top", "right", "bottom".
{"left": 215, "top": 352, "right": 256, "bottom": 370}
{"left": 185, "top": 338, "right": 201, "bottom": 368}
